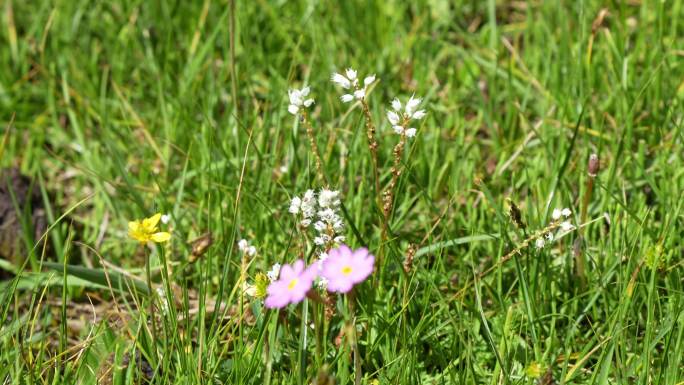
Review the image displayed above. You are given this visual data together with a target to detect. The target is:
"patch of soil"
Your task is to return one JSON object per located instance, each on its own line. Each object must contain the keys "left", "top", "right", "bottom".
{"left": 0, "top": 167, "right": 47, "bottom": 277}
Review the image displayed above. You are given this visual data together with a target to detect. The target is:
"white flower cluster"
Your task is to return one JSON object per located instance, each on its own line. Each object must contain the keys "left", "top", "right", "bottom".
{"left": 331, "top": 68, "right": 376, "bottom": 103}
{"left": 535, "top": 207, "right": 575, "bottom": 249}
{"left": 287, "top": 86, "right": 314, "bottom": 115}
{"left": 289, "top": 189, "right": 345, "bottom": 246}
{"left": 386, "top": 95, "right": 426, "bottom": 138}
{"left": 238, "top": 238, "right": 257, "bottom": 257}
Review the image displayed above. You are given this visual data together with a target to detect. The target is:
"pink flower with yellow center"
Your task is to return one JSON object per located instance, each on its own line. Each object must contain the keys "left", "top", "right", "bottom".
{"left": 321, "top": 244, "right": 374, "bottom": 293}
{"left": 264, "top": 260, "right": 317, "bottom": 309}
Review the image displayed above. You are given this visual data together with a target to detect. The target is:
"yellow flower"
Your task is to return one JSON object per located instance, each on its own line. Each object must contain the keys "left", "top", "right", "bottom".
{"left": 128, "top": 213, "right": 171, "bottom": 244}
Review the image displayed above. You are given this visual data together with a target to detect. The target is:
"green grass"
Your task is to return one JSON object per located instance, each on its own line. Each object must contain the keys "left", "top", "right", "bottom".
{"left": 1, "top": 0, "right": 684, "bottom": 383}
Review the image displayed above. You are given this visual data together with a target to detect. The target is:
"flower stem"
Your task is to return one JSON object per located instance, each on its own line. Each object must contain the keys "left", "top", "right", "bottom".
{"left": 360, "top": 100, "right": 382, "bottom": 211}
{"left": 347, "top": 290, "right": 362, "bottom": 385}
{"left": 301, "top": 111, "right": 326, "bottom": 185}
{"left": 145, "top": 248, "right": 159, "bottom": 360}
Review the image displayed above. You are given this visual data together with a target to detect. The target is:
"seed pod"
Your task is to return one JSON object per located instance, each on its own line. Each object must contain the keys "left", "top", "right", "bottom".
{"left": 588, "top": 154, "right": 600, "bottom": 177}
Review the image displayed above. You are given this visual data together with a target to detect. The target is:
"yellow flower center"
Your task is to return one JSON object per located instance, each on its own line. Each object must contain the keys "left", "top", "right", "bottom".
{"left": 342, "top": 266, "right": 352, "bottom": 276}
{"left": 288, "top": 279, "right": 299, "bottom": 290}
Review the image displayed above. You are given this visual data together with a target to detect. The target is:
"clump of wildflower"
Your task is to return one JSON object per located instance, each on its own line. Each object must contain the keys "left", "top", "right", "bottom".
{"left": 128, "top": 213, "right": 171, "bottom": 244}
{"left": 287, "top": 86, "right": 315, "bottom": 115}
{"left": 289, "top": 189, "right": 345, "bottom": 247}
{"left": 536, "top": 207, "right": 575, "bottom": 248}
{"left": 386, "top": 94, "right": 426, "bottom": 138}
{"left": 321, "top": 244, "right": 375, "bottom": 293}
{"left": 264, "top": 260, "right": 318, "bottom": 308}
{"left": 238, "top": 238, "right": 257, "bottom": 257}
{"left": 331, "top": 68, "right": 377, "bottom": 103}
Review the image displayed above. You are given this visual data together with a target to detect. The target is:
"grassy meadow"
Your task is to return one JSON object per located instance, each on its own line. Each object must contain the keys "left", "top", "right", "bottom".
{"left": 1, "top": 0, "right": 684, "bottom": 383}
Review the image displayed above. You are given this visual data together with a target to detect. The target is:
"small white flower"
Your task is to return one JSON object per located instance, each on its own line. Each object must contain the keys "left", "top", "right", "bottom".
{"left": 561, "top": 208, "right": 572, "bottom": 218}
{"left": 552, "top": 208, "right": 562, "bottom": 220}
{"left": 318, "top": 189, "right": 340, "bottom": 208}
{"left": 412, "top": 110, "right": 426, "bottom": 120}
{"left": 287, "top": 86, "right": 314, "bottom": 115}
{"left": 391, "top": 98, "right": 402, "bottom": 111}
{"left": 300, "top": 219, "right": 312, "bottom": 227}
{"left": 331, "top": 73, "right": 351, "bottom": 89}
{"left": 387, "top": 111, "right": 400, "bottom": 126}
{"left": 340, "top": 94, "right": 354, "bottom": 103}
{"left": 405, "top": 95, "right": 421, "bottom": 115}
{"left": 545, "top": 232, "right": 554, "bottom": 241}
{"left": 332, "top": 220, "right": 344, "bottom": 232}
{"left": 334, "top": 235, "right": 346, "bottom": 243}
{"left": 405, "top": 128, "right": 417, "bottom": 138}
{"left": 238, "top": 239, "right": 256, "bottom": 256}
{"left": 393, "top": 125, "right": 404, "bottom": 135}
{"left": 535, "top": 238, "right": 545, "bottom": 249}
{"left": 353, "top": 89, "right": 365, "bottom": 99}
{"left": 288, "top": 89, "right": 303, "bottom": 105}
{"left": 267, "top": 263, "right": 281, "bottom": 281}
{"left": 560, "top": 221, "right": 575, "bottom": 231}
{"left": 289, "top": 196, "right": 302, "bottom": 214}
{"left": 314, "top": 221, "right": 327, "bottom": 232}
{"left": 160, "top": 214, "right": 171, "bottom": 224}
{"left": 363, "top": 75, "right": 376, "bottom": 85}
{"left": 345, "top": 68, "right": 357, "bottom": 81}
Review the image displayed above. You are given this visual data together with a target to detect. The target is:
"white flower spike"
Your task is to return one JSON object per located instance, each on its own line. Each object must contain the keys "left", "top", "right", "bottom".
{"left": 331, "top": 67, "right": 378, "bottom": 102}
{"left": 287, "top": 86, "right": 314, "bottom": 115}
{"left": 387, "top": 94, "right": 427, "bottom": 138}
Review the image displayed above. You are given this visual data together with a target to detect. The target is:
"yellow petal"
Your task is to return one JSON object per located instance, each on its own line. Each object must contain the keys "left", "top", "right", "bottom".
{"left": 128, "top": 221, "right": 141, "bottom": 231}
{"left": 150, "top": 232, "right": 171, "bottom": 243}
{"left": 143, "top": 213, "right": 162, "bottom": 229}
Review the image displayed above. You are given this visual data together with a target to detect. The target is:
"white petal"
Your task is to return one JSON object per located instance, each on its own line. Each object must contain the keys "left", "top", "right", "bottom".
{"left": 303, "top": 98, "right": 315, "bottom": 107}
{"left": 247, "top": 246, "right": 257, "bottom": 256}
{"left": 393, "top": 125, "right": 404, "bottom": 135}
{"left": 288, "top": 89, "right": 302, "bottom": 105}
{"left": 552, "top": 209, "right": 562, "bottom": 220}
{"left": 289, "top": 196, "right": 301, "bottom": 214}
{"left": 160, "top": 214, "right": 170, "bottom": 224}
{"left": 288, "top": 104, "right": 299, "bottom": 115}
{"left": 391, "top": 98, "right": 402, "bottom": 111}
{"left": 300, "top": 86, "right": 310, "bottom": 97}
{"left": 345, "top": 68, "right": 357, "bottom": 81}
{"left": 353, "top": 89, "right": 365, "bottom": 99}
{"left": 561, "top": 208, "right": 572, "bottom": 217}
{"left": 560, "top": 221, "right": 574, "bottom": 231}
{"left": 331, "top": 73, "right": 351, "bottom": 89}
{"left": 405, "top": 95, "right": 421, "bottom": 114}
{"left": 340, "top": 94, "right": 354, "bottom": 103}
{"left": 411, "top": 109, "right": 426, "bottom": 120}
{"left": 535, "top": 238, "right": 545, "bottom": 249}
{"left": 363, "top": 75, "right": 376, "bottom": 86}
{"left": 405, "top": 128, "right": 417, "bottom": 137}
{"left": 387, "top": 111, "right": 400, "bottom": 125}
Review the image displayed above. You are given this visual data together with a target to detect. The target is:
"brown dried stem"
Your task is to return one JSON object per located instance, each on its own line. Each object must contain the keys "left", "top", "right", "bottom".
{"left": 301, "top": 110, "right": 326, "bottom": 184}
